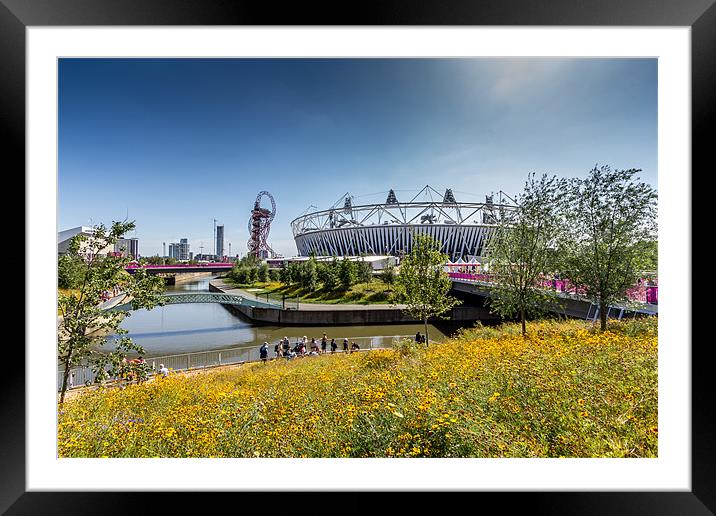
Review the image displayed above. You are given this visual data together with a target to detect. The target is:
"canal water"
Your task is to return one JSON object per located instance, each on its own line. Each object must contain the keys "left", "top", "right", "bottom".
{"left": 118, "top": 275, "right": 451, "bottom": 358}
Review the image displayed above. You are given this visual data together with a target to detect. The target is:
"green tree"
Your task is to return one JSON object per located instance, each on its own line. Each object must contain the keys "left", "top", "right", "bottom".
{"left": 631, "top": 239, "right": 658, "bottom": 272}
{"left": 317, "top": 258, "right": 340, "bottom": 290}
{"left": 357, "top": 260, "right": 373, "bottom": 285}
{"left": 279, "top": 265, "right": 292, "bottom": 285}
{"left": 287, "top": 262, "right": 302, "bottom": 285}
{"left": 58, "top": 254, "right": 85, "bottom": 289}
{"left": 247, "top": 265, "right": 258, "bottom": 284}
{"left": 257, "top": 262, "right": 270, "bottom": 282}
{"left": 392, "top": 233, "right": 461, "bottom": 345}
{"left": 484, "top": 173, "right": 567, "bottom": 336}
{"left": 57, "top": 221, "right": 165, "bottom": 404}
{"left": 146, "top": 255, "right": 164, "bottom": 265}
{"left": 560, "top": 165, "right": 657, "bottom": 330}
{"left": 338, "top": 258, "right": 356, "bottom": 291}
{"left": 234, "top": 267, "right": 250, "bottom": 284}
{"left": 301, "top": 258, "right": 318, "bottom": 291}
{"left": 380, "top": 264, "right": 396, "bottom": 285}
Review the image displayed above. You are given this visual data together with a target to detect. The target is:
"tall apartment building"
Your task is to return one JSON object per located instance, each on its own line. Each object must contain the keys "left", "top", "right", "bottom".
{"left": 168, "top": 238, "right": 190, "bottom": 261}
{"left": 216, "top": 225, "right": 224, "bottom": 258}
{"left": 114, "top": 238, "right": 139, "bottom": 259}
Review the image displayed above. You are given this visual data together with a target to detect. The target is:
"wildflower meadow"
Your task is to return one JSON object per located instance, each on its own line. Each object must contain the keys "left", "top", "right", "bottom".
{"left": 58, "top": 318, "right": 657, "bottom": 458}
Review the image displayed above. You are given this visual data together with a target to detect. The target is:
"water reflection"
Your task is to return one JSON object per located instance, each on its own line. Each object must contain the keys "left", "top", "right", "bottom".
{"left": 118, "top": 275, "right": 450, "bottom": 357}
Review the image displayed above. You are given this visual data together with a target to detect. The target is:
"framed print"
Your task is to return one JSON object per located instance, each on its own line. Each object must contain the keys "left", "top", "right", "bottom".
{"left": 5, "top": 0, "right": 713, "bottom": 513}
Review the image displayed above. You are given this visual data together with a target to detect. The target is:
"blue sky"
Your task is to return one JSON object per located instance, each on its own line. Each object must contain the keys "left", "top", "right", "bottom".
{"left": 58, "top": 58, "right": 657, "bottom": 258}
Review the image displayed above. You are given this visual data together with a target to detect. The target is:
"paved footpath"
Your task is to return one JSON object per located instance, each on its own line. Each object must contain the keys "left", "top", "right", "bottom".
{"left": 211, "top": 279, "right": 408, "bottom": 311}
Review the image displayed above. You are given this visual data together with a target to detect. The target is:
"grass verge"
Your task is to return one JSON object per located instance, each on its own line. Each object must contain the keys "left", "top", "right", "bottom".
{"left": 230, "top": 280, "right": 394, "bottom": 305}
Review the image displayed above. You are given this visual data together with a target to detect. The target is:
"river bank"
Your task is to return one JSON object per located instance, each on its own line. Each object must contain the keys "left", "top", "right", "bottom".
{"left": 210, "top": 278, "right": 497, "bottom": 326}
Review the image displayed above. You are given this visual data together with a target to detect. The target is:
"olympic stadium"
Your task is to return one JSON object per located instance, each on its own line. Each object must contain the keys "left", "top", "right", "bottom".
{"left": 291, "top": 186, "right": 517, "bottom": 261}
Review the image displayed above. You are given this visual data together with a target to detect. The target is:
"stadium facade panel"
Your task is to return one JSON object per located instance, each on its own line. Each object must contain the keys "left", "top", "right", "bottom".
{"left": 291, "top": 186, "right": 516, "bottom": 261}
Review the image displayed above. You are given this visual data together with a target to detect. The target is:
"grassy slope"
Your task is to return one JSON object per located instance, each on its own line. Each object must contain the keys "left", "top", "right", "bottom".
{"left": 232, "top": 280, "right": 395, "bottom": 304}
{"left": 58, "top": 318, "right": 658, "bottom": 458}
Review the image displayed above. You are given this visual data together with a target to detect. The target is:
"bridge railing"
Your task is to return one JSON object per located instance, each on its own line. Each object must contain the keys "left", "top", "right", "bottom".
{"left": 125, "top": 263, "right": 234, "bottom": 269}
{"left": 107, "top": 292, "right": 283, "bottom": 311}
{"left": 58, "top": 335, "right": 415, "bottom": 391}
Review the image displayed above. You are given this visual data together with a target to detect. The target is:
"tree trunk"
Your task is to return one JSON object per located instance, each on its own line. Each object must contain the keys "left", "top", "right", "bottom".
{"left": 521, "top": 308, "right": 526, "bottom": 337}
{"left": 424, "top": 317, "right": 429, "bottom": 346}
{"left": 59, "top": 361, "right": 70, "bottom": 404}
{"left": 599, "top": 301, "right": 608, "bottom": 331}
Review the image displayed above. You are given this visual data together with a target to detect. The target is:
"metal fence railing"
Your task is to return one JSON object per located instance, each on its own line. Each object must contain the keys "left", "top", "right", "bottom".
{"left": 58, "top": 334, "right": 414, "bottom": 392}
{"left": 247, "top": 291, "right": 299, "bottom": 309}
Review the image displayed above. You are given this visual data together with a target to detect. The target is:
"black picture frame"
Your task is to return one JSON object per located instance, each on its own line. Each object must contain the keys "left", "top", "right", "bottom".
{"left": 5, "top": 0, "right": 711, "bottom": 513}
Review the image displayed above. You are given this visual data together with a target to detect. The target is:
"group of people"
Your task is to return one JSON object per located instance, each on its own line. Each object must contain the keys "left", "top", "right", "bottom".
{"left": 119, "top": 356, "right": 150, "bottom": 383}
{"left": 259, "top": 333, "right": 361, "bottom": 362}
{"left": 119, "top": 357, "right": 170, "bottom": 383}
{"left": 100, "top": 285, "right": 122, "bottom": 302}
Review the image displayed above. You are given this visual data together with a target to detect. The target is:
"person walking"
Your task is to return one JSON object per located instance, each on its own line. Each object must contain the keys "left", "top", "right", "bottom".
{"left": 330, "top": 338, "right": 337, "bottom": 353}
{"left": 343, "top": 338, "right": 349, "bottom": 352}
{"left": 260, "top": 342, "right": 269, "bottom": 363}
{"left": 321, "top": 333, "right": 328, "bottom": 353}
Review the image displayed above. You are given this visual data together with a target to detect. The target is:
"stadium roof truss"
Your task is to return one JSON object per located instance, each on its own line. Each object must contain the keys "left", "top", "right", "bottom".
{"left": 291, "top": 186, "right": 517, "bottom": 260}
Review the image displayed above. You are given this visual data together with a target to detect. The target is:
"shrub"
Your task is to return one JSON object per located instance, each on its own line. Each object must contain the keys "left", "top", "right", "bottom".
{"left": 392, "top": 337, "right": 423, "bottom": 357}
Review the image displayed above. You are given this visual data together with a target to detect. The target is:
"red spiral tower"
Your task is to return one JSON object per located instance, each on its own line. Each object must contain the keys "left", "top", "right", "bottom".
{"left": 247, "top": 191, "right": 276, "bottom": 258}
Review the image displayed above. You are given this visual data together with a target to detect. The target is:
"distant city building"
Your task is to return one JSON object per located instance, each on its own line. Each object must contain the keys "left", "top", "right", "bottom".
{"left": 114, "top": 238, "right": 139, "bottom": 259}
{"left": 168, "top": 238, "right": 190, "bottom": 261}
{"left": 58, "top": 226, "right": 114, "bottom": 258}
{"left": 216, "top": 225, "right": 224, "bottom": 258}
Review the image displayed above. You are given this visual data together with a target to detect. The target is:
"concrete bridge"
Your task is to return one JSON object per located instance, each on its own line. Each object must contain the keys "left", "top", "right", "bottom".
{"left": 449, "top": 278, "right": 658, "bottom": 321}
{"left": 124, "top": 263, "right": 234, "bottom": 274}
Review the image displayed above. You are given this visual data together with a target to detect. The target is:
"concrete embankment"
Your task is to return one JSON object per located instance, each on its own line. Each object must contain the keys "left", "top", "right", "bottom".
{"left": 210, "top": 279, "right": 497, "bottom": 326}
{"left": 164, "top": 271, "right": 214, "bottom": 285}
